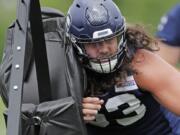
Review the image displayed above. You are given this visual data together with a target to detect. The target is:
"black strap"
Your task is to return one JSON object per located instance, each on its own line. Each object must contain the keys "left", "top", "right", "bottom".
{"left": 29, "top": 0, "right": 52, "bottom": 103}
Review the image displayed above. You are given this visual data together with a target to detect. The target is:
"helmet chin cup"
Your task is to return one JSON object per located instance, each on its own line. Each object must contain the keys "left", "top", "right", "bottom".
{"left": 89, "top": 58, "right": 118, "bottom": 73}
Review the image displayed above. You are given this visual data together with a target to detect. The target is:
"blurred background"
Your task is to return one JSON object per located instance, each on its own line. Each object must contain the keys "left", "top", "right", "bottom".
{"left": 0, "top": 0, "right": 179, "bottom": 134}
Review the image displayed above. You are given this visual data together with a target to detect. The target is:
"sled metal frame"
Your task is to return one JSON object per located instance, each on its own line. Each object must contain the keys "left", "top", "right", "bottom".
{"left": 7, "top": 0, "right": 51, "bottom": 134}
{"left": 7, "top": 0, "right": 31, "bottom": 134}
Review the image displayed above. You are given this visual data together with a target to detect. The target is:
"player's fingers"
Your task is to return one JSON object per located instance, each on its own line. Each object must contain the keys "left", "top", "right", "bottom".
{"left": 82, "top": 103, "right": 101, "bottom": 110}
{"left": 82, "top": 109, "right": 98, "bottom": 116}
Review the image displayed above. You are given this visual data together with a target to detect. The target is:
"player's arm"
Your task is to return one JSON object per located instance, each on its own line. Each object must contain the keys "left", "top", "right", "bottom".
{"left": 132, "top": 49, "right": 180, "bottom": 115}
{"left": 157, "top": 41, "right": 180, "bottom": 66}
{"left": 156, "top": 5, "right": 180, "bottom": 66}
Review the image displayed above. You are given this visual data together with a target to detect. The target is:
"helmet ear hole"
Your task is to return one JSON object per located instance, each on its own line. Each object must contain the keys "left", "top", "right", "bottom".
{"left": 76, "top": 4, "right": 80, "bottom": 8}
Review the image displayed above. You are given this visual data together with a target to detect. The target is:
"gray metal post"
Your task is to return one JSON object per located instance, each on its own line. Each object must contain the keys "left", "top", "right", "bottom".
{"left": 7, "top": 0, "right": 31, "bottom": 135}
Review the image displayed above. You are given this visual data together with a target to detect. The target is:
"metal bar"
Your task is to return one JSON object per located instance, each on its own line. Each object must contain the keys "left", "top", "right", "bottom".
{"left": 7, "top": 0, "right": 31, "bottom": 134}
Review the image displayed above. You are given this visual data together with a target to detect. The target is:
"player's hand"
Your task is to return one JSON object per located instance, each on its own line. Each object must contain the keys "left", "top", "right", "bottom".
{"left": 82, "top": 97, "right": 104, "bottom": 122}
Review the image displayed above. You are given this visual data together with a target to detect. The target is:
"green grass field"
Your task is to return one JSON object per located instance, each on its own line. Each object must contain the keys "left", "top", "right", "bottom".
{"left": 0, "top": 98, "right": 6, "bottom": 135}
{"left": 0, "top": 0, "right": 179, "bottom": 134}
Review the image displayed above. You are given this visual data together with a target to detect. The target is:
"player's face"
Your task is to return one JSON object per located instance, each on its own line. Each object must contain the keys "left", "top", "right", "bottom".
{"left": 84, "top": 37, "right": 118, "bottom": 60}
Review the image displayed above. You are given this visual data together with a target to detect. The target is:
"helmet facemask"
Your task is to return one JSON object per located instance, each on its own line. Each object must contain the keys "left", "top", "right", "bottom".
{"left": 71, "top": 28, "right": 127, "bottom": 74}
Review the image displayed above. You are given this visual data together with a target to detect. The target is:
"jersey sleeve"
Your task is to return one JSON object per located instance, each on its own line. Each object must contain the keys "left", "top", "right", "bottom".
{"left": 156, "top": 4, "right": 180, "bottom": 47}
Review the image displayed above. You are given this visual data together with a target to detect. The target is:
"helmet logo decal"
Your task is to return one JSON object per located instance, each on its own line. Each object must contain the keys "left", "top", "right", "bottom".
{"left": 86, "top": 5, "right": 108, "bottom": 26}
{"left": 93, "top": 28, "right": 113, "bottom": 39}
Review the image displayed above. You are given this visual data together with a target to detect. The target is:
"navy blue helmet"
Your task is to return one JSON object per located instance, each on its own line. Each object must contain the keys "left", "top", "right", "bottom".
{"left": 66, "top": 0, "right": 127, "bottom": 73}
